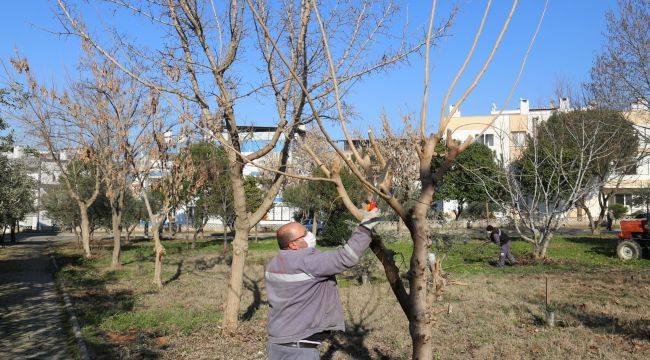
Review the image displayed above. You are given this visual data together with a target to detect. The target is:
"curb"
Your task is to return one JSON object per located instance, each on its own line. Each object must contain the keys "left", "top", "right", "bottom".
{"left": 49, "top": 249, "right": 90, "bottom": 360}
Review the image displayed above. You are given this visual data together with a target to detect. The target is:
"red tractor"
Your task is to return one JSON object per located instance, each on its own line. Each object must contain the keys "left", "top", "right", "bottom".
{"left": 617, "top": 219, "right": 649, "bottom": 260}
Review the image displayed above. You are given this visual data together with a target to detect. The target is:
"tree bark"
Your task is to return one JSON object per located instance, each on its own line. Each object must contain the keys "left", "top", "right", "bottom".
{"left": 533, "top": 234, "right": 551, "bottom": 259}
{"left": 152, "top": 222, "right": 165, "bottom": 288}
{"left": 10, "top": 221, "right": 16, "bottom": 243}
{"left": 79, "top": 205, "right": 92, "bottom": 258}
{"left": 223, "top": 226, "right": 249, "bottom": 329}
{"left": 110, "top": 209, "right": 122, "bottom": 269}
{"left": 408, "top": 218, "right": 434, "bottom": 360}
{"left": 223, "top": 224, "right": 229, "bottom": 249}
{"left": 126, "top": 223, "right": 138, "bottom": 244}
{"left": 0, "top": 225, "right": 6, "bottom": 244}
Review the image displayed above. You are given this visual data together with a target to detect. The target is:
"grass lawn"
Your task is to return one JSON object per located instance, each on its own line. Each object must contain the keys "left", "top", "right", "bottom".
{"left": 52, "top": 231, "right": 650, "bottom": 359}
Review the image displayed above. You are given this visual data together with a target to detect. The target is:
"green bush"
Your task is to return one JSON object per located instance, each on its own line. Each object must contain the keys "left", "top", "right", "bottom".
{"left": 319, "top": 209, "right": 356, "bottom": 247}
{"left": 609, "top": 203, "right": 627, "bottom": 219}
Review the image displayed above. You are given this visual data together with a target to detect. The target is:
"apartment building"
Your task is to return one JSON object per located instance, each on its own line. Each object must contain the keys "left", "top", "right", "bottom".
{"left": 2, "top": 146, "right": 68, "bottom": 230}
{"left": 602, "top": 106, "right": 650, "bottom": 210}
{"left": 443, "top": 98, "right": 650, "bottom": 218}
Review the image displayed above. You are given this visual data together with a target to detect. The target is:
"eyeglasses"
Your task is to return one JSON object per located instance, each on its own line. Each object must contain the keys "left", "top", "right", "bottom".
{"left": 289, "top": 231, "right": 307, "bottom": 244}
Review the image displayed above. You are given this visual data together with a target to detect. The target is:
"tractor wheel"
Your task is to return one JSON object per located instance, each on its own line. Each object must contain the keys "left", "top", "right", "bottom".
{"left": 617, "top": 240, "right": 642, "bottom": 260}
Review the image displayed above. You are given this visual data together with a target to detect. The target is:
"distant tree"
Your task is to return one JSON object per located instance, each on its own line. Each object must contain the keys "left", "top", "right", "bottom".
{"left": 135, "top": 137, "right": 204, "bottom": 288}
{"left": 121, "top": 191, "right": 148, "bottom": 244}
{"left": 283, "top": 166, "right": 365, "bottom": 235}
{"left": 76, "top": 56, "right": 153, "bottom": 269}
{"left": 436, "top": 142, "right": 498, "bottom": 220}
{"left": 587, "top": 0, "right": 649, "bottom": 110}
{"left": 0, "top": 88, "right": 15, "bottom": 151}
{"left": 609, "top": 203, "right": 628, "bottom": 220}
{"left": 9, "top": 58, "right": 103, "bottom": 258}
{"left": 182, "top": 142, "right": 227, "bottom": 246}
{"left": 0, "top": 157, "right": 36, "bottom": 243}
{"left": 631, "top": 186, "right": 650, "bottom": 216}
{"left": 42, "top": 184, "right": 80, "bottom": 239}
{"left": 488, "top": 109, "right": 639, "bottom": 258}
{"left": 183, "top": 142, "right": 266, "bottom": 248}
{"left": 42, "top": 172, "right": 111, "bottom": 241}
{"left": 572, "top": 109, "right": 639, "bottom": 234}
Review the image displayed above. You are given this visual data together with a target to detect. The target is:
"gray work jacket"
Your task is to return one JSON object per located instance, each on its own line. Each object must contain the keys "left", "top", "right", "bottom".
{"left": 265, "top": 226, "right": 372, "bottom": 343}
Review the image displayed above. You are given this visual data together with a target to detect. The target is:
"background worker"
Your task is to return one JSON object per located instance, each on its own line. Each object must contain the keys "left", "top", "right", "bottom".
{"left": 606, "top": 208, "right": 614, "bottom": 231}
{"left": 486, "top": 224, "right": 516, "bottom": 268}
{"left": 265, "top": 208, "right": 381, "bottom": 360}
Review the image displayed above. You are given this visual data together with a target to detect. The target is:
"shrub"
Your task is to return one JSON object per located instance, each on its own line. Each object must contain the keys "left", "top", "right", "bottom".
{"left": 609, "top": 203, "right": 627, "bottom": 219}
{"left": 319, "top": 209, "right": 356, "bottom": 247}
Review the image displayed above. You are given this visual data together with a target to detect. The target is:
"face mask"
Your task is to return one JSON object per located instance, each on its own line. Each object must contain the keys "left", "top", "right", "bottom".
{"left": 304, "top": 231, "right": 317, "bottom": 248}
{"left": 486, "top": 231, "right": 492, "bottom": 237}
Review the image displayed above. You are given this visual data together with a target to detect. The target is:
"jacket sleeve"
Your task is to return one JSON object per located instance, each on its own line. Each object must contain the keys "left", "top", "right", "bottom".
{"left": 301, "top": 226, "right": 373, "bottom": 277}
{"left": 492, "top": 232, "right": 501, "bottom": 245}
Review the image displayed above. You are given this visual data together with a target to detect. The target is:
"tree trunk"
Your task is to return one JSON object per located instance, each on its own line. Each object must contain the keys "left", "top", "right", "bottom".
{"left": 110, "top": 209, "right": 122, "bottom": 269}
{"left": 533, "top": 234, "right": 552, "bottom": 259}
{"left": 453, "top": 200, "right": 464, "bottom": 221}
{"left": 126, "top": 224, "right": 138, "bottom": 244}
{"left": 583, "top": 205, "right": 598, "bottom": 235}
{"left": 408, "top": 219, "right": 434, "bottom": 360}
{"left": 311, "top": 213, "right": 318, "bottom": 234}
{"left": 71, "top": 220, "right": 81, "bottom": 247}
{"left": 192, "top": 227, "right": 199, "bottom": 249}
{"left": 79, "top": 206, "right": 92, "bottom": 258}
{"left": 223, "top": 225, "right": 228, "bottom": 249}
{"left": 222, "top": 226, "right": 250, "bottom": 330}
{"left": 10, "top": 220, "right": 17, "bottom": 243}
{"left": 0, "top": 225, "right": 6, "bottom": 244}
{"left": 152, "top": 222, "right": 165, "bottom": 288}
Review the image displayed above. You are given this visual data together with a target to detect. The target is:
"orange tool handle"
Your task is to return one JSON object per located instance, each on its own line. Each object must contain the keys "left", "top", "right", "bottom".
{"left": 367, "top": 200, "right": 377, "bottom": 211}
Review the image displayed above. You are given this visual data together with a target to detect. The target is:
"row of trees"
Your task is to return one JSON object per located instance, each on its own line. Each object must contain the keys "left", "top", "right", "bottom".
{"left": 3, "top": 1, "right": 646, "bottom": 359}
{"left": 0, "top": 92, "right": 36, "bottom": 243}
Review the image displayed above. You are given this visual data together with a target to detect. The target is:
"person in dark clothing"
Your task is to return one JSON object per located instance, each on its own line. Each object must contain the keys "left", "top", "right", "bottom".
{"left": 486, "top": 225, "right": 516, "bottom": 268}
{"left": 606, "top": 209, "right": 614, "bottom": 231}
{"left": 265, "top": 208, "right": 381, "bottom": 360}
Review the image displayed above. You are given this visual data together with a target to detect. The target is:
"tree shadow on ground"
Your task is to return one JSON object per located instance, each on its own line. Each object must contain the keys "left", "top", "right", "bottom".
{"left": 163, "top": 259, "right": 183, "bottom": 285}
{"left": 54, "top": 254, "right": 163, "bottom": 359}
{"left": 320, "top": 294, "right": 392, "bottom": 360}
{"left": 241, "top": 274, "right": 266, "bottom": 321}
{"left": 561, "top": 304, "right": 650, "bottom": 341}
{"left": 321, "top": 320, "right": 392, "bottom": 360}
{"left": 562, "top": 237, "right": 618, "bottom": 257}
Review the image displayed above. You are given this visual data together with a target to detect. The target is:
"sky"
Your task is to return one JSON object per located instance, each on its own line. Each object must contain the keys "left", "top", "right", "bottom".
{"left": 0, "top": 1, "right": 617, "bottom": 141}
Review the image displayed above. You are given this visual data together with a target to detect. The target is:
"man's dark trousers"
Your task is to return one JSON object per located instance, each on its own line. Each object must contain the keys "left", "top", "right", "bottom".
{"left": 498, "top": 241, "right": 516, "bottom": 267}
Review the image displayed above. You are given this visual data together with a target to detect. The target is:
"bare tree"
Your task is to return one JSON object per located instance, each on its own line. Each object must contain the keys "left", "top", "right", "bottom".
{"left": 131, "top": 111, "right": 205, "bottom": 288}
{"left": 587, "top": 0, "right": 649, "bottom": 110}
{"left": 56, "top": 0, "right": 427, "bottom": 330}
{"left": 9, "top": 56, "right": 102, "bottom": 258}
{"left": 484, "top": 109, "right": 639, "bottom": 258}
{"left": 252, "top": 0, "right": 547, "bottom": 358}
{"left": 78, "top": 57, "right": 153, "bottom": 269}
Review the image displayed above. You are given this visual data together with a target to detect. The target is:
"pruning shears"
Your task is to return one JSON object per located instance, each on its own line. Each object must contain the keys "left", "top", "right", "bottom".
{"left": 366, "top": 199, "right": 377, "bottom": 211}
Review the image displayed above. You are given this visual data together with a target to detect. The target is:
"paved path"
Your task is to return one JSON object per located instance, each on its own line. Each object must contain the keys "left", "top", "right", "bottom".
{"left": 0, "top": 234, "right": 73, "bottom": 359}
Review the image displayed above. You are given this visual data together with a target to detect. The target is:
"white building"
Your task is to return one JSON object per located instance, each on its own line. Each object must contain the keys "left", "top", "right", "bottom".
{"left": 443, "top": 98, "right": 650, "bottom": 220}
{"left": 2, "top": 146, "right": 68, "bottom": 230}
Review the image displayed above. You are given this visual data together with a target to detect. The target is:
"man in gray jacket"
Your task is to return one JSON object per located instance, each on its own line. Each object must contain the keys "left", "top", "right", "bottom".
{"left": 265, "top": 209, "right": 381, "bottom": 360}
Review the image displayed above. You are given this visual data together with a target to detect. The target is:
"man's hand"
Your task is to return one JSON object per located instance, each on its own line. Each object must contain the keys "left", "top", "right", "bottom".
{"left": 360, "top": 208, "right": 382, "bottom": 230}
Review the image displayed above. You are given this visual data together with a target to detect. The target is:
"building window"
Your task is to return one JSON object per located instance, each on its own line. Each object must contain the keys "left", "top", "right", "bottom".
{"left": 614, "top": 194, "right": 633, "bottom": 206}
{"left": 511, "top": 131, "right": 527, "bottom": 147}
{"left": 476, "top": 134, "right": 494, "bottom": 147}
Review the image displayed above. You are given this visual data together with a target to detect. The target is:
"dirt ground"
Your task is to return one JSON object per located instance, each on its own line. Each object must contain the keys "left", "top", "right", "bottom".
{"left": 98, "top": 261, "right": 650, "bottom": 360}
